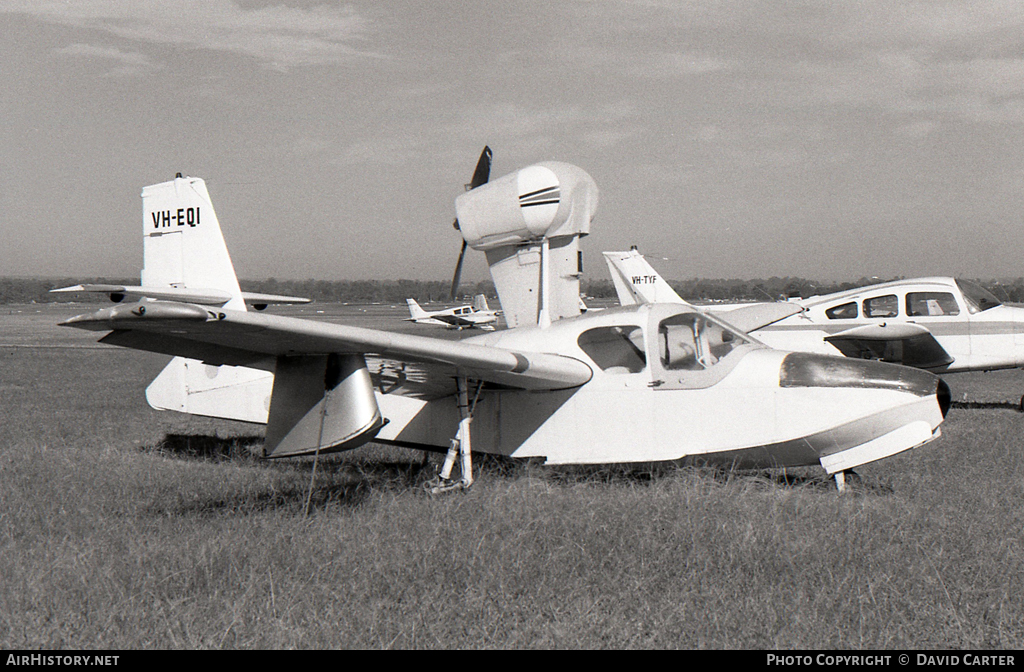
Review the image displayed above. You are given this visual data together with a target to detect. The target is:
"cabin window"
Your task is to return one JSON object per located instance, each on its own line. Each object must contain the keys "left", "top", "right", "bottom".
{"left": 863, "top": 295, "right": 898, "bottom": 318}
{"left": 825, "top": 302, "right": 858, "bottom": 320}
{"left": 578, "top": 325, "right": 646, "bottom": 373}
{"left": 906, "top": 292, "right": 960, "bottom": 317}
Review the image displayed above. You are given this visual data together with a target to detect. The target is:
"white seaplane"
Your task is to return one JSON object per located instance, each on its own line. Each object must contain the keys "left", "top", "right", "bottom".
{"left": 54, "top": 151, "right": 949, "bottom": 492}
{"left": 405, "top": 295, "right": 499, "bottom": 331}
{"left": 605, "top": 248, "right": 1024, "bottom": 378}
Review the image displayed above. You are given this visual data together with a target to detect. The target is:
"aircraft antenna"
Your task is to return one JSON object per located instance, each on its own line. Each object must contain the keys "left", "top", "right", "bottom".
{"left": 753, "top": 284, "right": 779, "bottom": 302}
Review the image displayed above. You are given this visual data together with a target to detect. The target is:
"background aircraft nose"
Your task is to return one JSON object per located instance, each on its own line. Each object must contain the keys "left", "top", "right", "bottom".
{"left": 780, "top": 352, "right": 942, "bottom": 399}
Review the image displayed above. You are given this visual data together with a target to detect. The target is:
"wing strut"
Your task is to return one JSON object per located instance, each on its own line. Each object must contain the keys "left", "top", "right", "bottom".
{"left": 428, "top": 378, "right": 482, "bottom": 493}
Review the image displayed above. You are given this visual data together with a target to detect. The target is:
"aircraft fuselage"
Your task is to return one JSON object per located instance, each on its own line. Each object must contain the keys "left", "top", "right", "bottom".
{"left": 375, "top": 303, "right": 949, "bottom": 474}
{"left": 754, "top": 277, "right": 1024, "bottom": 373}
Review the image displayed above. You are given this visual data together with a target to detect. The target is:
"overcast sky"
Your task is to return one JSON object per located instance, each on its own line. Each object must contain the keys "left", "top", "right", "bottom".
{"left": 2, "top": 1, "right": 1024, "bottom": 284}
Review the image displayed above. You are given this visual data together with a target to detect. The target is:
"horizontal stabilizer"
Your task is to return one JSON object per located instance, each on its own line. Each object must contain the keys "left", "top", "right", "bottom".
{"left": 51, "top": 284, "right": 309, "bottom": 308}
{"left": 241, "top": 292, "right": 311, "bottom": 309}
{"left": 825, "top": 323, "right": 954, "bottom": 369}
{"left": 52, "top": 284, "right": 233, "bottom": 305}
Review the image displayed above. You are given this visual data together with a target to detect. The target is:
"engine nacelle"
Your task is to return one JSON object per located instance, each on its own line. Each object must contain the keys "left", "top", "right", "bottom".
{"left": 453, "top": 162, "right": 598, "bottom": 328}
{"left": 455, "top": 162, "right": 597, "bottom": 251}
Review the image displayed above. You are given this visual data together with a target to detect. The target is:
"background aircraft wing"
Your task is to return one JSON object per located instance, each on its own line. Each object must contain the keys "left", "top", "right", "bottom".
{"left": 710, "top": 302, "right": 804, "bottom": 333}
{"left": 432, "top": 314, "right": 475, "bottom": 327}
{"left": 61, "top": 301, "right": 592, "bottom": 392}
{"left": 824, "top": 322, "right": 954, "bottom": 369}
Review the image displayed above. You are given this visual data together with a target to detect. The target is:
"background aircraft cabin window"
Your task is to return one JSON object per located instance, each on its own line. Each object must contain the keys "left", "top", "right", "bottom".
{"left": 577, "top": 325, "right": 646, "bottom": 374}
{"left": 863, "top": 295, "right": 898, "bottom": 318}
{"left": 658, "top": 313, "right": 745, "bottom": 371}
{"left": 906, "top": 292, "right": 960, "bottom": 317}
{"left": 955, "top": 279, "right": 1002, "bottom": 313}
{"left": 825, "top": 302, "right": 858, "bottom": 319}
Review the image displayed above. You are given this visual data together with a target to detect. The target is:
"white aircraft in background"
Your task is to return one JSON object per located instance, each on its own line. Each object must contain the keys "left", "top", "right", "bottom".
{"left": 605, "top": 248, "right": 1024, "bottom": 382}
{"left": 405, "top": 295, "right": 499, "bottom": 330}
{"left": 55, "top": 152, "right": 949, "bottom": 493}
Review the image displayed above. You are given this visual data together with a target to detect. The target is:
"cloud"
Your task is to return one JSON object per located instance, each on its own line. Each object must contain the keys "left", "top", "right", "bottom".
{"left": 54, "top": 43, "right": 159, "bottom": 76}
{"left": 0, "top": 0, "right": 375, "bottom": 69}
{"left": 548, "top": 1, "right": 1024, "bottom": 127}
{"left": 641, "top": 52, "right": 739, "bottom": 77}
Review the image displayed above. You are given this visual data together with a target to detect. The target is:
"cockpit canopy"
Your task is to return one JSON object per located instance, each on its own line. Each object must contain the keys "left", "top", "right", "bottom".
{"left": 574, "top": 304, "right": 760, "bottom": 388}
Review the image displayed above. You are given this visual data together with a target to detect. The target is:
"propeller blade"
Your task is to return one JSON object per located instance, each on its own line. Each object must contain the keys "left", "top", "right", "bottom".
{"left": 467, "top": 146, "right": 492, "bottom": 190}
{"left": 451, "top": 147, "right": 491, "bottom": 300}
{"left": 451, "top": 239, "right": 468, "bottom": 301}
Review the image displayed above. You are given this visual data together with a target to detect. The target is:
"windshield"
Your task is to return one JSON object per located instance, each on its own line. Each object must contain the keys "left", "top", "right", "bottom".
{"left": 955, "top": 279, "right": 1002, "bottom": 313}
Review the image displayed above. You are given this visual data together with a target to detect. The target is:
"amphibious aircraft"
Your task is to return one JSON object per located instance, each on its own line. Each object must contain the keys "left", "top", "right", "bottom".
{"left": 605, "top": 248, "right": 1024, "bottom": 378}
{"left": 55, "top": 153, "right": 949, "bottom": 492}
{"left": 405, "top": 294, "right": 499, "bottom": 330}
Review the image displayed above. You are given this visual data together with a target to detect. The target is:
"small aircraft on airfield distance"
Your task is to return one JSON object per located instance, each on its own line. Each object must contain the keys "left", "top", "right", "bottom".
{"left": 605, "top": 248, "right": 1024, "bottom": 380}
{"left": 55, "top": 151, "right": 949, "bottom": 493}
{"left": 405, "top": 294, "right": 499, "bottom": 331}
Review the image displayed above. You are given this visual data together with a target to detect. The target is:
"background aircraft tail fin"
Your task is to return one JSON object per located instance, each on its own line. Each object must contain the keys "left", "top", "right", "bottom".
{"left": 472, "top": 294, "right": 490, "bottom": 312}
{"left": 141, "top": 175, "right": 246, "bottom": 311}
{"left": 406, "top": 298, "right": 428, "bottom": 319}
{"left": 602, "top": 249, "right": 688, "bottom": 306}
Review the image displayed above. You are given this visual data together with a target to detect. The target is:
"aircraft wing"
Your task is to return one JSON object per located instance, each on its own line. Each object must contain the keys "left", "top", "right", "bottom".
{"left": 710, "top": 303, "right": 804, "bottom": 333}
{"left": 60, "top": 301, "right": 592, "bottom": 392}
{"left": 432, "top": 314, "right": 477, "bottom": 327}
{"left": 824, "top": 322, "right": 954, "bottom": 369}
{"left": 51, "top": 284, "right": 310, "bottom": 307}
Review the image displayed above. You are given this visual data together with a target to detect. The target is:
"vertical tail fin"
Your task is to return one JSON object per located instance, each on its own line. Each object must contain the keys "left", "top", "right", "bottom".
{"left": 472, "top": 294, "right": 490, "bottom": 312}
{"left": 406, "top": 298, "right": 428, "bottom": 319}
{"left": 141, "top": 175, "right": 246, "bottom": 311}
{"left": 602, "top": 249, "right": 688, "bottom": 306}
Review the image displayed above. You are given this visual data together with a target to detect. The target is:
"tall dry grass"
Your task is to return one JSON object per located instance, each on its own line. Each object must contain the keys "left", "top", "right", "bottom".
{"left": 1, "top": 340, "right": 1022, "bottom": 648}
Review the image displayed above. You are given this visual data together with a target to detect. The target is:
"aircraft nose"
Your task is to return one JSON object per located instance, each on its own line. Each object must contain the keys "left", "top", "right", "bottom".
{"left": 780, "top": 352, "right": 942, "bottom": 399}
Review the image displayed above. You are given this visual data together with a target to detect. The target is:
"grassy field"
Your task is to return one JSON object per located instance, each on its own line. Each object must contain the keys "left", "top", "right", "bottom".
{"left": 1, "top": 304, "right": 1023, "bottom": 649}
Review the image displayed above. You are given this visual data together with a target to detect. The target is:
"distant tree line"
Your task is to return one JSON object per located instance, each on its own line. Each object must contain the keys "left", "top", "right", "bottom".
{"left": 8, "top": 275, "right": 1024, "bottom": 305}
